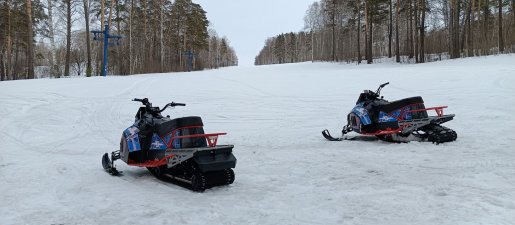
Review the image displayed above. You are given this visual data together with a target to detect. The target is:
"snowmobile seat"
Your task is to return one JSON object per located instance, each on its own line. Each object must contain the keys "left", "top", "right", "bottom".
{"left": 155, "top": 116, "right": 204, "bottom": 137}
{"left": 377, "top": 96, "right": 424, "bottom": 113}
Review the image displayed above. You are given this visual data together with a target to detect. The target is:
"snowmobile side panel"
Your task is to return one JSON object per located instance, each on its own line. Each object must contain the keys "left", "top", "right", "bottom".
{"left": 351, "top": 105, "right": 372, "bottom": 125}
{"left": 123, "top": 126, "right": 141, "bottom": 152}
{"left": 165, "top": 145, "right": 236, "bottom": 171}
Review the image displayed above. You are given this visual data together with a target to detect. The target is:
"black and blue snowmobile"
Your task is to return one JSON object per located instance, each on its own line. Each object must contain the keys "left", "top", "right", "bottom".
{"left": 102, "top": 98, "right": 236, "bottom": 192}
{"left": 322, "top": 82, "right": 457, "bottom": 144}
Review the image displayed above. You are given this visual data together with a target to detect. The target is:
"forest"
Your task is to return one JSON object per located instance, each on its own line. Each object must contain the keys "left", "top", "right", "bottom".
{"left": 0, "top": 0, "right": 238, "bottom": 81}
{"left": 255, "top": 0, "right": 515, "bottom": 65}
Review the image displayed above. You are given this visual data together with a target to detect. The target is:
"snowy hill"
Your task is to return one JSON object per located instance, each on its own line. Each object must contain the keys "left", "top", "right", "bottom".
{"left": 1, "top": 55, "right": 515, "bottom": 225}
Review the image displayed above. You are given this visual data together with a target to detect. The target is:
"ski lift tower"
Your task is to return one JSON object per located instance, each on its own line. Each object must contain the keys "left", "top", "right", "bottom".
{"left": 92, "top": 24, "right": 123, "bottom": 77}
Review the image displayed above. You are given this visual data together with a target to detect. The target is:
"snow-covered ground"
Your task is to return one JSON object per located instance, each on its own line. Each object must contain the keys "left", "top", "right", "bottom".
{"left": 1, "top": 55, "right": 515, "bottom": 225}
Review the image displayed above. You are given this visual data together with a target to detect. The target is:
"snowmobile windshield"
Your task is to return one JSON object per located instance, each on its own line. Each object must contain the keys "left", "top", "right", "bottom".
{"left": 357, "top": 90, "right": 378, "bottom": 104}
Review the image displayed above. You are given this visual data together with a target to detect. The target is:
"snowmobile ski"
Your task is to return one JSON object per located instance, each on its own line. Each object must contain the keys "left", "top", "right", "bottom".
{"left": 322, "top": 129, "right": 344, "bottom": 141}
{"left": 102, "top": 153, "right": 121, "bottom": 176}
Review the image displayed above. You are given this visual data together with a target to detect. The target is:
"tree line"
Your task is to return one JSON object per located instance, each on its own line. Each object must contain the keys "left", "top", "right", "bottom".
{"left": 0, "top": 0, "right": 238, "bottom": 81}
{"left": 255, "top": 0, "right": 515, "bottom": 65}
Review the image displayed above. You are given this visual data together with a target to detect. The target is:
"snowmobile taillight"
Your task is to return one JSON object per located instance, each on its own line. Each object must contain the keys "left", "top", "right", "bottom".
{"left": 207, "top": 136, "right": 219, "bottom": 147}
{"left": 169, "top": 133, "right": 227, "bottom": 147}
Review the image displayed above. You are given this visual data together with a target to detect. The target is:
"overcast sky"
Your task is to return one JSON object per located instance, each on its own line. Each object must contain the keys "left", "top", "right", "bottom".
{"left": 194, "top": 0, "right": 316, "bottom": 66}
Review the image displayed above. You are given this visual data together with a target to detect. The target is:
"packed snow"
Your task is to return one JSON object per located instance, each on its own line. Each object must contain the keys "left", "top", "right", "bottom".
{"left": 1, "top": 55, "right": 515, "bottom": 225}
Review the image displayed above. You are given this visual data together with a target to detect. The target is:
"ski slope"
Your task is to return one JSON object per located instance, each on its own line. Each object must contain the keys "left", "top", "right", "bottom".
{"left": 1, "top": 55, "right": 515, "bottom": 225}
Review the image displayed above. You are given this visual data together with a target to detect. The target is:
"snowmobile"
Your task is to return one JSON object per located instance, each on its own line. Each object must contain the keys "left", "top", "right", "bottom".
{"left": 322, "top": 82, "right": 457, "bottom": 144}
{"left": 102, "top": 98, "right": 236, "bottom": 192}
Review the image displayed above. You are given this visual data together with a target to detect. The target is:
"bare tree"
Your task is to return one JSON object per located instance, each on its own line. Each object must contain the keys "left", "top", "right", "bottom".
{"left": 388, "top": 0, "right": 392, "bottom": 58}
{"left": 83, "top": 0, "right": 92, "bottom": 77}
{"left": 64, "top": 0, "right": 72, "bottom": 77}
{"left": 357, "top": 0, "right": 362, "bottom": 64}
{"left": 26, "top": 0, "right": 35, "bottom": 79}
{"left": 47, "top": 0, "right": 59, "bottom": 77}
{"left": 395, "top": 0, "right": 400, "bottom": 62}
{"left": 419, "top": 0, "right": 426, "bottom": 63}
{"left": 158, "top": 0, "right": 164, "bottom": 72}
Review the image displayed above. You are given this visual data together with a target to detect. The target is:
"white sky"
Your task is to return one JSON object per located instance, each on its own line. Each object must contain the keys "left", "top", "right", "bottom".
{"left": 194, "top": 0, "right": 316, "bottom": 66}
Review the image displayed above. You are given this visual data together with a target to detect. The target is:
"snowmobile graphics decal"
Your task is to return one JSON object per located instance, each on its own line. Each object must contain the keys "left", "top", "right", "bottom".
{"left": 351, "top": 106, "right": 372, "bottom": 125}
{"left": 172, "top": 130, "right": 181, "bottom": 149}
{"left": 150, "top": 134, "right": 167, "bottom": 150}
{"left": 162, "top": 133, "right": 172, "bottom": 148}
{"left": 378, "top": 106, "right": 413, "bottom": 122}
{"left": 123, "top": 126, "right": 141, "bottom": 152}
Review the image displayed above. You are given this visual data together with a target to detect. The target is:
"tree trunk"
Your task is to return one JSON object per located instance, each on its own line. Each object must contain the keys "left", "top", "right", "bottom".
{"left": 482, "top": 0, "right": 489, "bottom": 54}
{"left": 83, "top": 0, "right": 92, "bottom": 77}
{"left": 460, "top": 2, "right": 467, "bottom": 53}
{"left": 6, "top": 3, "right": 12, "bottom": 80}
{"left": 466, "top": 0, "right": 473, "bottom": 56}
{"left": 97, "top": 0, "right": 105, "bottom": 76}
{"left": 311, "top": 31, "right": 314, "bottom": 62}
{"left": 108, "top": 0, "right": 114, "bottom": 29}
{"left": 107, "top": 0, "right": 114, "bottom": 74}
{"left": 498, "top": 0, "right": 504, "bottom": 52}
{"left": 116, "top": 0, "right": 122, "bottom": 74}
{"left": 450, "top": 0, "right": 458, "bottom": 58}
{"left": 0, "top": 50, "right": 4, "bottom": 81}
{"left": 451, "top": 0, "right": 456, "bottom": 58}
{"left": 408, "top": 0, "right": 414, "bottom": 59}
{"left": 396, "top": 0, "right": 400, "bottom": 62}
{"left": 64, "top": 0, "right": 72, "bottom": 77}
{"left": 129, "top": 0, "right": 133, "bottom": 74}
{"left": 143, "top": 0, "right": 148, "bottom": 72}
{"left": 47, "top": 0, "right": 58, "bottom": 77}
{"left": 513, "top": 0, "right": 515, "bottom": 21}
{"left": 477, "top": 0, "right": 482, "bottom": 54}
{"left": 14, "top": 42, "right": 19, "bottom": 80}
{"left": 365, "top": 0, "right": 373, "bottom": 64}
{"left": 456, "top": 0, "right": 461, "bottom": 58}
{"left": 368, "top": 18, "right": 373, "bottom": 64}
{"left": 414, "top": 0, "right": 419, "bottom": 63}
{"left": 388, "top": 0, "right": 393, "bottom": 58}
{"left": 513, "top": 0, "right": 515, "bottom": 24}
{"left": 357, "top": 0, "right": 362, "bottom": 64}
{"left": 512, "top": 0, "right": 515, "bottom": 49}
{"left": 26, "top": 0, "right": 35, "bottom": 79}
{"left": 420, "top": 0, "right": 426, "bottom": 63}
{"left": 160, "top": 0, "right": 165, "bottom": 72}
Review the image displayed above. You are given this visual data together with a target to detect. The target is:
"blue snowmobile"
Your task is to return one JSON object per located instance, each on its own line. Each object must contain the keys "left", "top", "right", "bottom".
{"left": 322, "top": 82, "right": 457, "bottom": 144}
{"left": 102, "top": 98, "right": 236, "bottom": 192}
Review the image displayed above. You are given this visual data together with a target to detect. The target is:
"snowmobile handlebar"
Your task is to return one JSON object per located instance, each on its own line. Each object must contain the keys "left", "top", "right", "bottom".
{"left": 375, "top": 82, "right": 390, "bottom": 97}
{"left": 379, "top": 82, "right": 390, "bottom": 88}
{"left": 170, "top": 103, "right": 186, "bottom": 107}
{"left": 133, "top": 98, "right": 151, "bottom": 107}
{"left": 133, "top": 98, "right": 185, "bottom": 112}
{"left": 159, "top": 102, "right": 186, "bottom": 113}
